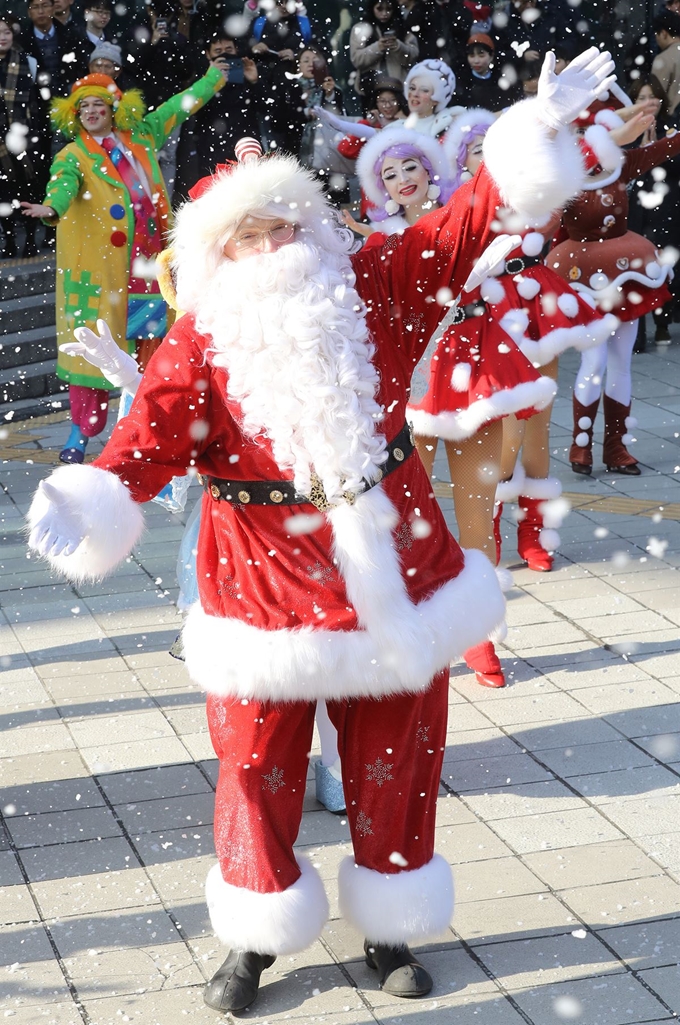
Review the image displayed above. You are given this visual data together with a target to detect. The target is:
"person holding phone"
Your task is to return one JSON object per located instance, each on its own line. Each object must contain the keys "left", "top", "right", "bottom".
{"left": 350, "top": 0, "right": 418, "bottom": 104}
{"left": 192, "top": 31, "right": 263, "bottom": 171}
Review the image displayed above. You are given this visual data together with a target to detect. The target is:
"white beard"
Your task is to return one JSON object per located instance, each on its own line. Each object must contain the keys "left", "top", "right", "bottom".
{"left": 195, "top": 236, "right": 388, "bottom": 503}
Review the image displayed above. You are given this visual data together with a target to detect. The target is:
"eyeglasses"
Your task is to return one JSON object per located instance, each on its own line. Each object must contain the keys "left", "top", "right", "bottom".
{"left": 232, "top": 223, "right": 296, "bottom": 251}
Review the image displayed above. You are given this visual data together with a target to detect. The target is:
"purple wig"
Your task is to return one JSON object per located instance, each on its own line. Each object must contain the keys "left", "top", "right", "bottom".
{"left": 369, "top": 142, "right": 453, "bottom": 223}
{"left": 451, "top": 121, "right": 492, "bottom": 194}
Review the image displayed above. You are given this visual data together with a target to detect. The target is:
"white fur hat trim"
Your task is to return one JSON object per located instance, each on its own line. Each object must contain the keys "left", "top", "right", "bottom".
{"left": 356, "top": 124, "right": 451, "bottom": 209}
{"left": 441, "top": 106, "right": 496, "bottom": 167}
{"left": 171, "top": 154, "right": 330, "bottom": 268}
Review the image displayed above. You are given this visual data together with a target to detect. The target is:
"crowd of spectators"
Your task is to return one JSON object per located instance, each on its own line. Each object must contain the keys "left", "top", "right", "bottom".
{"left": 0, "top": 0, "right": 679, "bottom": 259}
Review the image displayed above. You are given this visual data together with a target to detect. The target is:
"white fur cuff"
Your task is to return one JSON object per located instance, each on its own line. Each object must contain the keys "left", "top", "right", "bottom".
{"left": 483, "top": 99, "right": 586, "bottom": 226}
{"left": 27, "top": 464, "right": 144, "bottom": 583}
{"left": 338, "top": 854, "right": 454, "bottom": 944}
{"left": 521, "top": 476, "right": 562, "bottom": 501}
{"left": 206, "top": 856, "right": 329, "bottom": 955}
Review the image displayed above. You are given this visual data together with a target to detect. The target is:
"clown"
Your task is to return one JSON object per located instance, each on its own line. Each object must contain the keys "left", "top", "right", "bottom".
{"left": 22, "top": 65, "right": 225, "bottom": 464}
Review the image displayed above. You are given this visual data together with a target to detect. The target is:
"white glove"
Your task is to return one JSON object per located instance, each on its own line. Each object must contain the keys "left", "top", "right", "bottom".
{"left": 28, "top": 480, "right": 86, "bottom": 558}
{"left": 312, "top": 106, "right": 377, "bottom": 140}
{"left": 536, "top": 46, "right": 616, "bottom": 131}
{"left": 60, "top": 319, "right": 140, "bottom": 391}
{"left": 463, "top": 234, "right": 522, "bottom": 292}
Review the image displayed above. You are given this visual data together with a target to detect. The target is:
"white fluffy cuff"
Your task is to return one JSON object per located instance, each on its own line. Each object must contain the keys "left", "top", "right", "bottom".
{"left": 338, "top": 854, "right": 453, "bottom": 944}
{"left": 483, "top": 99, "right": 585, "bottom": 226}
{"left": 206, "top": 857, "right": 329, "bottom": 956}
{"left": 521, "top": 476, "right": 562, "bottom": 501}
{"left": 26, "top": 464, "right": 144, "bottom": 583}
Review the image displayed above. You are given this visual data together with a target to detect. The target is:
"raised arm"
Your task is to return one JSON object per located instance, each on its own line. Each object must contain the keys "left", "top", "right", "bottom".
{"left": 352, "top": 47, "right": 616, "bottom": 364}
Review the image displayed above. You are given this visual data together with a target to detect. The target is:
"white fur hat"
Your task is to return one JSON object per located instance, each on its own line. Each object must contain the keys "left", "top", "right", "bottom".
{"left": 170, "top": 153, "right": 331, "bottom": 283}
{"left": 442, "top": 107, "right": 496, "bottom": 173}
{"left": 404, "top": 59, "right": 456, "bottom": 113}
{"left": 356, "top": 124, "right": 450, "bottom": 209}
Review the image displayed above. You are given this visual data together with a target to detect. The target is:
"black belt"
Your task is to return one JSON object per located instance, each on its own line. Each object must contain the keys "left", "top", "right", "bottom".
{"left": 198, "top": 421, "right": 415, "bottom": 511}
{"left": 503, "top": 254, "right": 542, "bottom": 276}
{"left": 450, "top": 299, "right": 487, "bottom": 324}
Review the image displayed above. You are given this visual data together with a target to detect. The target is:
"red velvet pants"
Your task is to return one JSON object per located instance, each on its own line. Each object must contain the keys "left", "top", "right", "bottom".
{"left": 206, "top": 669, "right": 449, "bottom": 895}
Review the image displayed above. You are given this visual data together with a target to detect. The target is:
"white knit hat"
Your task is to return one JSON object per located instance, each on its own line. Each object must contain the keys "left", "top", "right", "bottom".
{"left": 355, "top": 124, "right": 451, "bottom": 209}
{"left": 404, "top": 59, "right": 456, "bottom": 113}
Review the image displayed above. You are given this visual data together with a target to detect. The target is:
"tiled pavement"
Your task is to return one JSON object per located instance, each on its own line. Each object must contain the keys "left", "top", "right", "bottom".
{"left": 1, "top": 334, "right": 680, "bottom": 1024}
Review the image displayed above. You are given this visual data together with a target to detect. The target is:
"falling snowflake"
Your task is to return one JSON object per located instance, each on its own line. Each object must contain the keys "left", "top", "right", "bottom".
{"left": 394, "top": 522, "right": 414, "bottom": 551}
{"left": 355, "top": 810, "right": 374, "bottom": 837}
{"left": 416, "top": 724, "right": 430, "bottom": 745}
{"left": 307, "top": 560, "right": 334, "bottom": 583}
{"left": 262, "top": 766, "right": 286, "bottom": 794}
{"left": 221, "top": 574, "right": 240, "bottom": 599}
{"left": 365, "top": 757, "right": 394, "bottom": 787}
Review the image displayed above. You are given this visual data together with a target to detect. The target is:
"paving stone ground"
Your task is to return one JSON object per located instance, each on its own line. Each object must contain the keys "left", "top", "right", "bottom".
{"left": 1, "top": 334, "right": 680, "bottom": 1025}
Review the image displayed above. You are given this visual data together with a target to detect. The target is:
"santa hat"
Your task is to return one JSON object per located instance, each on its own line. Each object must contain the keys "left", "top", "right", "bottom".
{"left": 50, "top": 73, "right": 145, "bottom": 139}
{"left": 573, "top": 101, "right": 624, "bottom": 131}
{"left": 355, "top": 124, "right": 451, "bottom": 211}
{"left": 404, "top": 59, "right": 456, "bottom": 113}
{"left": 442, "top": 107, "right": 496, "bottom": 178}
{"left": 171, "top": 137, "right": 331, "bottom": 287}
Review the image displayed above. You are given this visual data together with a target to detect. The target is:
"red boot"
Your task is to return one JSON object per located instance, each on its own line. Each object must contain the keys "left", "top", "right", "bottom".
{"left": 602, "top": 394, "right": 640, "bottom": 475}
{"left": 464, "top": 641, "right": 505, "bottom": 688}
{"left": 569, "top": 396, "right": 600, "bottom": 476}
{"left": 517, "top": 477, "right": 564, "bottom": 573}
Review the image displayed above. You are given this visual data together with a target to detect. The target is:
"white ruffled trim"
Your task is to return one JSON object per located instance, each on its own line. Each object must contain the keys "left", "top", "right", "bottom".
{"left": 483, "top": 98, "right": 586, "bottom": 226}
{"left": 206, "top": 857, "right": 328, "bottom": 955}
{"left": 407, "top": 377, "right": 556, "bottom": 441}
{"left": 571, "top": 267, "right": 672, "bottom": 306}
{"left": 338, "top": 854, "right": 453, "bottom": 944}
{"left": 26, "top": 465, "right": 144, "bottom": 583}
{"left": 508, "top": 312, "right": 619, "bottom": 367}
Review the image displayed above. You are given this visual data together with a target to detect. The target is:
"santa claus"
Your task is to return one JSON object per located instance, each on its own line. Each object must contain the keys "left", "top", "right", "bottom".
{"left": 27, "top": 48, "right": 614, "bottom": 1013}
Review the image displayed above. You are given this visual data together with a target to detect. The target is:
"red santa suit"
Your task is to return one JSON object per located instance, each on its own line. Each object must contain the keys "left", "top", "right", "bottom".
{"left": 26, "top": 98, "right": 591, "bottom": 959}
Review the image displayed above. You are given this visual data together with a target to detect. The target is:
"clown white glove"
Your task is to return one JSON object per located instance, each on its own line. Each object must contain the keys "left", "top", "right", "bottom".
{"left": 28, "top": 480, "right": 86, "bottom": 559}
{"left": 312, "top": 106, "right": 377, "bottom": 140}
{"left": 536, "top": 46, "right": 616, "bottom": 131}
{"left": 463, "top": 234, "right": 522, "bottom": 293}
{"left": 60, "top": 319, "right": 140, "bottom": 391}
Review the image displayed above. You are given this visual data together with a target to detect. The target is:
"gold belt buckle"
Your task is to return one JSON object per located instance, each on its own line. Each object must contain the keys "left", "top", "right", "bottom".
{"left": 307, "top": 471, "right": 330, "bottom": 512}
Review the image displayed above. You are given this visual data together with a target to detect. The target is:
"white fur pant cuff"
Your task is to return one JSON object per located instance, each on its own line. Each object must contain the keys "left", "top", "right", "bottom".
{"left": 206, "top": 856, "right": 329, "bottom": 955}
{"left": 338, "top": 854, "right": 454, "bottom": 945}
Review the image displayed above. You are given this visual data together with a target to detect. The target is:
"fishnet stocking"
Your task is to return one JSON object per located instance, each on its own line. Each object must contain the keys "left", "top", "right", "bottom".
{"left": 416, "top": 420, "right": 502, "bottom": 563}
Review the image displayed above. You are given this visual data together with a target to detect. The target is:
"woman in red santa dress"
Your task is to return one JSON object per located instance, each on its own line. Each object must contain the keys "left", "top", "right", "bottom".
{"left": 547, "top": 106, "right": 680, "bottom": 476}
{"left": 438, "top": 108, "right": 620, "bottom": 575}
{"left": 354, "top": 121, "right": 557, "bottom": 688}
{"left": 26, "top": 48, "right": 615, "bottom": 1014}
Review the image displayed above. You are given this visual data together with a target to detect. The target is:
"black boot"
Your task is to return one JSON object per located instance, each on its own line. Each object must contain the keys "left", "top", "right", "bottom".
{"left": 203, "top": 949, "right": 276, "bottom": 1012}
{"left": 364, "top": 940, "right": 433, "bottom": 998}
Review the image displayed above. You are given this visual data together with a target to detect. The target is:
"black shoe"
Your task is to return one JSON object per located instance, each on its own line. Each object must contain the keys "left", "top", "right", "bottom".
{"left": 203, "top": 949, "right": 276, "bottom": 1012}
{"left": 605, "top": 463, "right": 641, "bottom": 476}
{"left": 364, "top": 940, "right": 433, "bottom": 998}
{"left": 570, "top": 462, "right": 592, "bottom": 476}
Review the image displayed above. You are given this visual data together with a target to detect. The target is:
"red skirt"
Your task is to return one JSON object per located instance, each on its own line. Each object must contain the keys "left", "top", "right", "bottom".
{"left": 547, "top": 231, "right": 672, "bottom": 323}
{"left": 488, "top": 263, "right": 620, "bottom": 365}
{"left": 407, "top": 310, "right": 556, "bottom": 441}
